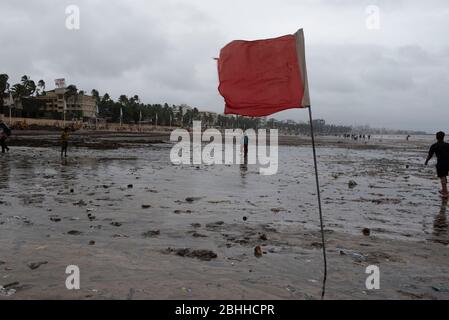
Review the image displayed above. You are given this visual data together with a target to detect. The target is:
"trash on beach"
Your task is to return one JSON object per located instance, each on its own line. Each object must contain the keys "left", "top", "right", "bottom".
{"left": 337, "top": 247, "right": 366, "bottom": 262}
{"left": 0, "top": 286, "right": 16, "bottom": 297}
{"left": 432, "top": 286, "right": 449, "bottom": 293}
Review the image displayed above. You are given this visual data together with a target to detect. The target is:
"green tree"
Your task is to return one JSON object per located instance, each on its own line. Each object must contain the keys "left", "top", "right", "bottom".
{"left": 37, "top": 79, "right": 46, "bottom": 96}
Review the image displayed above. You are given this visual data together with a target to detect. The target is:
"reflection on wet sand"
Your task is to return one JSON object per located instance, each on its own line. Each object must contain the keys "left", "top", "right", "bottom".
{"left": 432, "top": 198, "right": 449, "bottom": 245}
{"left": 0, "top": 157, "right": 11, "bottom": 189}
{"left": 1, "top": 136, "right": 449, "bottom": 299}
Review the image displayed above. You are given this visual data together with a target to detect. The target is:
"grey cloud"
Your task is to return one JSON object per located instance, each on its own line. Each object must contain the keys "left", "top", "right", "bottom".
{"left": 1, "top": 0, "right": 449, "bottom": 132}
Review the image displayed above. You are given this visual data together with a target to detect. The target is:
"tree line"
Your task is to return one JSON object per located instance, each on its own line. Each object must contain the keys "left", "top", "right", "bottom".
{"left": 1, "top": 74, "right": 362, "bottom": 134}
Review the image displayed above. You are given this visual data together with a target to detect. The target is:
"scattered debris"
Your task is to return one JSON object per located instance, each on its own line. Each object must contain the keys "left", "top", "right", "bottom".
{"left": 348, "top": 180, "right": 358, "bottom": 188}
{"left": 432, "top": 286, "right": 449, "bottom": 293}
{"left": 50, "top": 216, "right": 61, "bottom": 222}
{"left": 0, "top": 286, "right": 16, "bottom": 297}
{"left": 67, "top": 230, "right": 83, "bottom": 235}
{"left": 163, "top": 248, "right": 217, "bottom": 261}
{"left": 254, "top": 245, "right": 263, "bottom": 257}
{"left": 73, "top": 199, "right": 87, "bottom": 207}
{"left": 28, "top": 261, "right": 48, "bottom": 270}
{"left": 142, "top": 230, "right": 160, "bottom": 238}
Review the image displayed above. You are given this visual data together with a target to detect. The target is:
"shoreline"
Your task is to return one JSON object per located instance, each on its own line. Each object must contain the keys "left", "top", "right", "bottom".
{"left": 5, "top": 130, "right": 431, "bottom": 151}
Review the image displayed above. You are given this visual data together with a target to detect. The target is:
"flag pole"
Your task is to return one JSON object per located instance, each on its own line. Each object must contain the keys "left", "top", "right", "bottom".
{"left": 307, "top": 105, "right": 327, "bottom": 299}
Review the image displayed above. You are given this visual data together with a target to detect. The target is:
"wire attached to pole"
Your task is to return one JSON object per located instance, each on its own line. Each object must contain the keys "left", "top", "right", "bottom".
{"left": 308, "top": 105, "right": 327, "bottom": 299}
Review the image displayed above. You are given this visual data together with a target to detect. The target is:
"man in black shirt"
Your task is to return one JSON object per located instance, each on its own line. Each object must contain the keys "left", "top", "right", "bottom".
{"left": 425, "top": 131, "right": 449, "bottom": 198}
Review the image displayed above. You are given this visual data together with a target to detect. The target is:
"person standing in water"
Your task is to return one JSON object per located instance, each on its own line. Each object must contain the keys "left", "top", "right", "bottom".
{"left": 243, "top": 132, "right": 249, "bottom": 160}
{"left": 0, "top": 121, "right": 10, "bottom": 153}
{"left": 61, "top": 127, "right": 69, "bottom": 158}
{"left": 425, "top": 131, "right": 449, "bottom": 198}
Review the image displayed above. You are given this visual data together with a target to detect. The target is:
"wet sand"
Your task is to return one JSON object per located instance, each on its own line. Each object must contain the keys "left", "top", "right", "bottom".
{"left": 1, "top": 132, "right": 448, "bottom": 299}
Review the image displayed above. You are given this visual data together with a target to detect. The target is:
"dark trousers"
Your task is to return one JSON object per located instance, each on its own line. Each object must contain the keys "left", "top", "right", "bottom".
{"left": 0, "top": 138, "right": 8, "bottom": 153}
{"left": 61, "top": 141, "right": 68, "bottom": 156}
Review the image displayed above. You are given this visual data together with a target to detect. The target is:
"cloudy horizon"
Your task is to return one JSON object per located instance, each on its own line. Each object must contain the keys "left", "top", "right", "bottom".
{"left": 1, "top": 0, "right": 449, "bottom": 133}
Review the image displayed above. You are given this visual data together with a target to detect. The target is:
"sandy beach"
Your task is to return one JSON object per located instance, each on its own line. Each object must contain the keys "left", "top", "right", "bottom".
{"left": 1, "top": 131, "right": 448, "bottom": 300}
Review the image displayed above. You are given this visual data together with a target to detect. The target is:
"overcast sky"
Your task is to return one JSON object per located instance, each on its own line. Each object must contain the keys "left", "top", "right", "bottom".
{"left": 1, "top": 0, "right": 449, "bottom": 132}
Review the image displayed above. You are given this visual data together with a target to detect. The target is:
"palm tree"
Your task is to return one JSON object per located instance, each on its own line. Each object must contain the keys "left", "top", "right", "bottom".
{"left": 118, "top": 95, "right": 128, "bottom": 106}
{"left": 91, "top": 89, "right": 100, "bottom": 102}
{"left": 37, "top": 79, "right": 45, "bottom": 96}
{"left": 101, "top": 93, "right": 111, "bottom": 103}
{"left": 20, "top": 75, "right": 36, "bottom": 96}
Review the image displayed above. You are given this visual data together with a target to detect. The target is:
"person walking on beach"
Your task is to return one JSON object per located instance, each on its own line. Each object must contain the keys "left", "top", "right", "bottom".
{"left": 0, "top": 121, "right": 11, "bottom": 153}
{"left": 243, "top": 132, "right": 249, "bottom": 160}
{"left": 61, "top": 127, "right": 69, "bottom": 158}
{"left": 425, "top": 131, "right": 449, "bottom": 198}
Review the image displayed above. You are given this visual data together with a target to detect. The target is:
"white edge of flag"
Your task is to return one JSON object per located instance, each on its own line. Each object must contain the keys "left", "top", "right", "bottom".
{"left": 295, "top": 29, "right": 311, "bottom": 108}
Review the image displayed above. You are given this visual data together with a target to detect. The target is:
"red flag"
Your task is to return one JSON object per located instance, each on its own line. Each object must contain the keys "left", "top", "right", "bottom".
{"left": 217, "top": 29, "right": 310, "bottom": 117}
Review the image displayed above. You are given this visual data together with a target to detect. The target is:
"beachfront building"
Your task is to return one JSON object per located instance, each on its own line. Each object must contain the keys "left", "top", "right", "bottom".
{"left": 199, "top": 110, "right": 218, "bottom": 127}
{"left": 172, "top": 104, "right": 193, "bottom": 116}
{"left": 31, "top": 88, "right": 97, "bottom": 121}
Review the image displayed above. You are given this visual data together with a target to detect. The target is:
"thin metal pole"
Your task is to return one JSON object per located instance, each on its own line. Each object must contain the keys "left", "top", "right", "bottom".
{"left": 308, "top": 105, "right": 327, "bottom": 299}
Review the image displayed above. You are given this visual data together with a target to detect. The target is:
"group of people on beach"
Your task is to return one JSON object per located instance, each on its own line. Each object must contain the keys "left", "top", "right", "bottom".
{"left": 0, "top": 120, "right": 70, "bottom": 157}
{"left": 342, "top": 133, "right": 371, "bottom": 141}
{"left": 1, "top": 119, "right": 449, "bottom": 198}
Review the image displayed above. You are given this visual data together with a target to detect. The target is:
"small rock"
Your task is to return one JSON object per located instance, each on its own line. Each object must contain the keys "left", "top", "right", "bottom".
{"left": 192, "top": 232, "right": 208, "bottom": 238}
{"left": 254, "top": 245, "right": 263, "bottom": 257}
{"left": 348, "top": 180, "right": 358, "bottom": 188}
{"left": 73, "top": 199, "right": 87, "bottom": 206}
{"left": 89, "top": 240, "right": 95, "bottom": 245}
{"left": 259, "top": 233, "right": 267, "bottom": 241}
{"left": 243, "top": 216, "right": 247, "bottom": 221}
{"left": 142, "top": 230, "right": 160, "bottom": 238}
{"left": 67, "top": 230, "right": 83, "bottom": 235}
{"left": 141, "top": 204, "right": 151, "bottom": 209}
{"left": 362, "top": 228, "right": 371, "bottom": 236}
{"left": 127, "top": 184, "right": 133, "bottom": 188}
{"left": 110, "top": 222, "right": 122, "bottom": 227}
{"left": 28, "top": 261, "right": 48, "bottom": 270}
